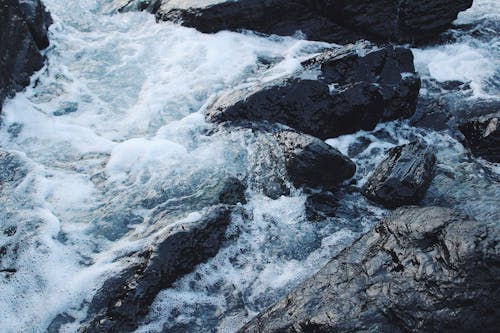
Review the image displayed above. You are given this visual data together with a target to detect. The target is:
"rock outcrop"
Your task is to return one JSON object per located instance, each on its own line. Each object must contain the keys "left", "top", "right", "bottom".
{"left": 362, "top": 142, "right": 436, "bottom": 208}
{"left": 207, "top": 44, "right": 420, "bottom": 140}
{"left": 80, "top": 205, "right": 233, "bottom": 333}
{"left": 0, "top": 0, "right": 52, "bottom": 111}
{"left": 239, "top": 206, "right": 500, "bottom": 333}
{"left": 135, "top": 0, "right": 474, "bottom": 45}
{"left": 459, "top": 114, "right": 500, "bottom": 163}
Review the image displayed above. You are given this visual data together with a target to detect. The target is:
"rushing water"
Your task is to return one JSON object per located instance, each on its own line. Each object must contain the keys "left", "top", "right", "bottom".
{"left": 0, "top": 0, "right": 498, "bottom": 332}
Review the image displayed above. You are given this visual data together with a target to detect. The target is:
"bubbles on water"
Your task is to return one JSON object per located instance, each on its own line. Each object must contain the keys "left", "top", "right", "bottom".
{"left": 412, "top": 0, "right": 500, "bottom": 98}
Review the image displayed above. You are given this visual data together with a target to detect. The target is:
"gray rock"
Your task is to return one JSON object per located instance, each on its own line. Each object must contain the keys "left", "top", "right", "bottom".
{"left": 362, "top": 142, "right": 436, "bottom": 209}
{"left": 79, "top": 205, "right": 233, "bottom": 333}
{"left": 0, "top": 0, "right": 52, "bottom": 112}
{"left": 207, "top": 44, "right": 420, "bottom": 140}
{"left": 239, "top": 206, "right": 500, "bottom": 333}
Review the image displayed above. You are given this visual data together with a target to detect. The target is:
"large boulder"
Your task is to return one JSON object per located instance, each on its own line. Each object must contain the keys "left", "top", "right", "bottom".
{"left": 362, "top": 142, "right": 436, "bottom": 208}
{"left": 138, "top": 0, "right": 473, "bottom": 45}
{"left": 207, "top": 44, "right": 420, "bottom": 140}
{"left": 79, "top": 205, "right": 233, "bottom": 333}
{"left": 239, "top": 206, "right": 500, "bottom": 333}
{"left": 459, "top": 114, "right": 500, "bottom": 163}
{"left": 0, "top": 0, "right": 52, "bottom": 111}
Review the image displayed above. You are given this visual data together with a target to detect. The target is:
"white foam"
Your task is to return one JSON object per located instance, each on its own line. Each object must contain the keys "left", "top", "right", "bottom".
{"left": 0, "top": 1, "right": 343, "bottom": 331}
{"left": 412, "top": 44, "right": 497, "bottom": 96}
{"left": 1, "top": 0, "right": 497, "bottom": 331}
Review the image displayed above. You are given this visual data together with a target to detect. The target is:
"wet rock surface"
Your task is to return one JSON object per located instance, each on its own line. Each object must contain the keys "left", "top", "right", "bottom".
{"left": 239, "top": 206, "right": 500, "bottom": 333}
{"left": 0, "top": 0, "right": 52, "bottom": 111}
{"left": 218, "top": 121, "right": 356, "bottom": 193}
{"left": 274, "top": 129, "right": 356, "bottom": 190}
{"left": 207, "top": 44, "right": 420, "bottom": 140}
{"left": 143, "top": 0, "right": 473, "bottom": 45}
{"left": 459, "top": 114, "right": 500, "bottom": 163}
{"left": 304, "top": 191, "right": 341, "bottom": 221}
{"left": 79, "top": 205, "right": 233, "bottom": 333}
{"left": 362, "top": 142, "right": 436, "bottom": 209}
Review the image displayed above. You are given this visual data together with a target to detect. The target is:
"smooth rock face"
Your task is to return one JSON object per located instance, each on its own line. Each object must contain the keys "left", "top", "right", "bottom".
{"left": 459, "top": 114, "right": 500, "bottom": 163}
{"left": 150, "top": 0, "right": 472, "bottom": 44}
{"left": 274, "top": 129, "right": 356, "bottom": 189}
{"left": 207, "top": 44, "right": 420, "bottom": 140}
{"left": 0, "top": 0, "right": 52, "bottom": 111}
{"left": 239, "top": 206, "right": 500, "bottom": 333}
{"left": 362, "top": 142, "right": 436, "bottom": 208}
{"left": 79, "top": 205, "right": 232, "bottom": 333}
{"left": 221, "top": 121, "right": 356, "bottom": 192}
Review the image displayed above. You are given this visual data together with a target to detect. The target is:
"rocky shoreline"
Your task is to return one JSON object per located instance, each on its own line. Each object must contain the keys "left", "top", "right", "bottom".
{"left": 0, "top": 0, "right": 52, "bottom": 112}
{"left": 1, "top": 0, "right": 498, "bottom": 332}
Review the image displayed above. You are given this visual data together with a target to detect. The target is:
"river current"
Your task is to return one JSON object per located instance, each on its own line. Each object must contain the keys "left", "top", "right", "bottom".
{"left": 0, "top": 0, "right": 498, "bottom": 332}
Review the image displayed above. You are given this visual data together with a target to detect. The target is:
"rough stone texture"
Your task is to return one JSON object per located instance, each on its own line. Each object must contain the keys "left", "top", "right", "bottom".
{"left": 79, "top": 205, "right": 232, "bottom": 333}
{"left": 207, "top": 44, "right": 420, "bottom": 140}
{"left": 0, "top": 0, "right": 52, "bottom": 111}
{"left": 459, "top": 114, "right": 500, "bottom": 163}
{"left": 362, "top": 142, "right": 436, "bottom": 209}
{"left": 147, "top": 0, "right": 472, "bottom": 45}
{"left": 239, "top": 206, "right": 500, "bottom": 333}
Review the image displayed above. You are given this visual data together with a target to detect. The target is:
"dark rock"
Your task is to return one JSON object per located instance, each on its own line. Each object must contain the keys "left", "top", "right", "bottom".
{"left": 459, "top": 114, "right": 500, "bottom": 163}
{"left": 239, "top": 206, "right": 500, "bottom": 333}
{"left": 362, "top": 142, "right": 436, "bottom": 208}
{"left": 274, "top": 129, "right": 356, "bottom": 189}
{"left": 18, "top": 0, "right": 52, "bottom": 49}
{"left": 305, "top": 192, "right": 340, "bottom": 221}
{"left": 347, "top": 136, "right": 373, "bottom": 158}
{"left": 0, "top": 0, "right": 52, "bottom": 112}
{"left": 80, "top": 205, "right": 232, "bottom": 333}
{"left": 218, "top": 177, "right": 246, "bottom": 205}
{"left": 148, "top": 0, "right": 472, "bottom": 45}
{"left": 220, "top": 121, "right": 356, "bottom": 192}
{"left": 207, "top": 44, "right": 420, "bottom": 140}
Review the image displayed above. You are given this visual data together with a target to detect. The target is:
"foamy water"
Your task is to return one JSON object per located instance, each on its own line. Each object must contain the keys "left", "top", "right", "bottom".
{"left": 0, "top": 0, "right": 498, "bottom": 332}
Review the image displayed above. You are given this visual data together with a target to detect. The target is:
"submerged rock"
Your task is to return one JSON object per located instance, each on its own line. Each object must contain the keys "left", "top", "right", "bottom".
{"left": 80, "top": 205, "right": 232, "bottom": 333}
{"left": 0, "top": 0, "right": 52, "bottom": 111}
{"left": 0, "top": 151, "right": 28, "bottom": 189}
{"left": 147, "top": 0, "right": 472, "bottom": 45}
{"left": 459, "top": 114, "right": 500, "bottom": 163}
{"left": 207, "top": 44, "right": 420, "bottom": 140}
{"left": 362, "top": 142, "right": 436, "bottom": 208}
{"left": 239, "top": 206, "right": 500, "bottom": 333}
{"left": 304, "top": 191, "right": 340, "bottom": 221}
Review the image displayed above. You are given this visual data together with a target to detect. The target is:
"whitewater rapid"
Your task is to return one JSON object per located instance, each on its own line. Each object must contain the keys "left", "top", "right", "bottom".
{"left": 0, "top": 0, "right": 498, "bottom": 332}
